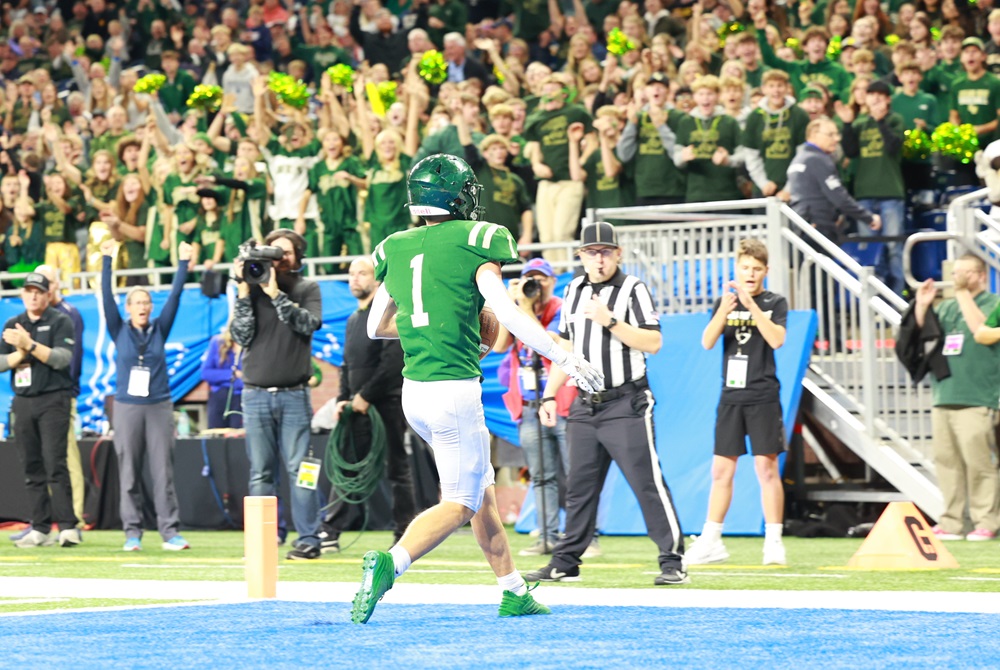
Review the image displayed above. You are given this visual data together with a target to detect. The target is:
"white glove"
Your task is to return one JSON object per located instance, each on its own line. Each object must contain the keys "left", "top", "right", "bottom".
{"left": 554, "top": 351, "right": 604, "bottom": 395}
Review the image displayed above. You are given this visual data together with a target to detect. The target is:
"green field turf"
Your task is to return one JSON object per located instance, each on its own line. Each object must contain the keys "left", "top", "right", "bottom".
{"left": 0, "top": 598, "right": 198, "bottom": 614}
{"left": 1, "top": 529, "right": 997, "bottom": 597}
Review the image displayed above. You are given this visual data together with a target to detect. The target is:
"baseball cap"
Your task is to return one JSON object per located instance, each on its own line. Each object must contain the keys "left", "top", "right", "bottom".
{"left": 801, "top": 85, "right": 825, "bottom": 100}
{"left": 962, "top": 37, "right": 986, "bottom": 51}
{"left": 579, "top": 221, "right": 619, "bottom": 249}
{"left": 648, "top": 72, "right": 670, "bottom": 88}
{"left": 866, "top": 80, "right": 893, "bottom": 96}
{"left": 23, "top": 272, "right": 49, "bottom": 292}
{"left": 521, "top": 258, "right": 554, "bottom": 277}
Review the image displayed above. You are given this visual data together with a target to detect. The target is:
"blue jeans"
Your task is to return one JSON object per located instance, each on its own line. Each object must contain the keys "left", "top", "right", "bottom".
{"left": 243, "top": 387, "right": 322, "bottom": 547}
{"left": 519, "top": 410, "right": 568, "bottom": 544}
{"left": 858, "top": 198, "right": 905, "bottom": 295}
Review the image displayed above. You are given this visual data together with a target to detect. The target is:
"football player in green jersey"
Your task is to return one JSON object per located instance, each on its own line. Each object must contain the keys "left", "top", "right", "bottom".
{"left": 351, "top": 154, "right": 603, "bottom": 624}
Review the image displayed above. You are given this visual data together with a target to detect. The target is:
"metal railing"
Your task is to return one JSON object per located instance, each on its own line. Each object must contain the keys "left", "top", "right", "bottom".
{"left": 591, "top": 198, "right": 939, "bottom": 503}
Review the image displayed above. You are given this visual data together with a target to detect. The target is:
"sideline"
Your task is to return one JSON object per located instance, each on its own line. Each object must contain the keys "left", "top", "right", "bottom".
{"left": 1, "top": 577, "right": 999, "bottom": 616}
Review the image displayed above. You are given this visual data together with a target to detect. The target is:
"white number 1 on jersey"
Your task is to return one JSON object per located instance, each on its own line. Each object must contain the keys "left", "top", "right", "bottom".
{"left": 410, "top": 253, "right": 430, "bottom": 328}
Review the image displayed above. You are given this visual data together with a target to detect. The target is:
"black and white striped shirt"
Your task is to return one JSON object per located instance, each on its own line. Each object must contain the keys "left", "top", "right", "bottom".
{"left": 559, "top": 269, "right": 660, "bottom": 389}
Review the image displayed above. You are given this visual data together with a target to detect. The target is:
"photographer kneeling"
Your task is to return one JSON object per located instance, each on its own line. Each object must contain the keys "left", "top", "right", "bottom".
{"left": 231, "top": 230, "right": 325, "bottom": 560}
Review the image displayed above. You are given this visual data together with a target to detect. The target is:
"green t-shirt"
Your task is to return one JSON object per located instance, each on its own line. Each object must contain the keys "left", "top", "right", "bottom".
{"left": 891, "top": 90, "right": 938, "bottom": 132}
{"left": 757, "top": 30, "right": 852, "bottom": 99}
{"left": 583, "top": 149, "right": 622, "bottom": 210}
{"left": 744, "top": 63, "right": 770, "bottom": 89}
{"left": 675, "top": 113, "right": 744, "bottom": 203}
{"left": 742, "top": 103, "right": 810, "bottom": 189}
{"left": 121, "top": 200, "right": 150, "bottom": 269}
{"left": 309, "top": 155, "right": 366, "bottom": 234}
{"left": 159, "top": 70, "right": 198, "bottom": 115}
{"left": 932, "top": 292, "right": 1000, "bottom": 408}
{"left": 294, "top": 44, "right": 350, "bottom": 77}
{"left": 848, "top": 113, "right": 905, "bottom": 200}
{"left": 366, "top": 153, "right": 413, "bottom": 247}
{"left": 504, "top": 0, "right": 549, "bottom": 42}
{"left": 3, "top": 220, "right": 45, "bottom": 267}
{"left": 476, "top": 164, "right": 531, "bottom": 237}
{"left": 8, "top": 99, "right": 31, "bottom": 135}
{"left": 427, "top": 0, "right": 467, "bottom": 48}
{"left": 950, "top": 72, "right": 1000, "bottom": 146}
{"left": 372, "top": 219, "right": 518, "bottom": 382}
{"left": 90, "top": 130, "right": 131, "bottom": 159}
{"left": 197, "top": 212, "right": 224, "bottom": 258}
{"left": 222, "top": 177, "right": 267, "bottom": 259}
{"left": 632, "top": 109, "right": 686, "bottom": 199}
{"left": 922, "top": 59, "right": 963, "bottom": 124}
{"left": 36, "top": 202, "right": 74, "bottom": 244}
{"left": 163, "top": 172, "right": 201, "bottom": 242}
{"left": 522, "top": 104, "right": 593, "bottom": 183}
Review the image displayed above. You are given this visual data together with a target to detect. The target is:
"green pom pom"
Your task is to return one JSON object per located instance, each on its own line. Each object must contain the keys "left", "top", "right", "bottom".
{"left": 885, "top": 34, "right": 900, "bottom": 46}
{"left": 377, "top": 81, "right": 397, "bottom": 109}
{"left": 827, "top": 35, "right": 843, "bottom": 60}
{"left": 327, "top": 64, "right": 355, "bottom": 92}
{"left": 607, "top": 28, "right": 637, "bottom": 57}
{"left": 930, "top": 27, "right": 942, "bottom": 41}
{"left": 418, "top": 50, "right": 447, "bottom": 85}
{"left": 133, "top": 73, "right": 166, "bottom": 94}
{"left": 903, "top": 128, "right": 932, "bottom": 161}
{"left": 932, "top": 122, "right": 980, "bottom": 163}
{"left": 268, "top": 71, "right": 310, "bottom": 109}
{"left": 186, "top": 84, "right": 223, "bottom": 112}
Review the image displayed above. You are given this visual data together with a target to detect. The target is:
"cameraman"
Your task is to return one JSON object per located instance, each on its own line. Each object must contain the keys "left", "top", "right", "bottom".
{"left": 494, "top": 259, "right": 576, "bottom": 557}
{"left": 231, "top": 229, "right": 325, "bottom": 560}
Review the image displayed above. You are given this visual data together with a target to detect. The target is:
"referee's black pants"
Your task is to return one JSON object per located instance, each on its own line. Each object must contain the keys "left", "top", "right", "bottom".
{"left": 12, "top": 390, "right": 75, "bottom": 533}
{"left": 550, "top": 386, "right": 685, "bottom": 572}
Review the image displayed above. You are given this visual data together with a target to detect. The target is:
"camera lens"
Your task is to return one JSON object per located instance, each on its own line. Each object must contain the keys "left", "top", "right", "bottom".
{"left": 522, "top": 278, "right": 540, "bottom": 299}
{"left": 246, "top": 261, "right": 265, "bottom": 280}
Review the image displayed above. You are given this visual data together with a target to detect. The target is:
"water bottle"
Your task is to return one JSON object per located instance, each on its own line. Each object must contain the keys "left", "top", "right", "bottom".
{"left": 177, "top": 411, "right": 191, "bottom": 438}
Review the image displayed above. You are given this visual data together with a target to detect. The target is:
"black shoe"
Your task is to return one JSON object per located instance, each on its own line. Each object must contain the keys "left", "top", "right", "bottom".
{"left": 654, "top": 567, "right": 690, "bottom": 585}
{"left": 286, "top": 543, "right": 321, "bottom": 560}
{"left": 319, "top": 531, "right": 340, "bottom": 554}
{"left": 522, "top": 564, "right": 581, "bottom": 582}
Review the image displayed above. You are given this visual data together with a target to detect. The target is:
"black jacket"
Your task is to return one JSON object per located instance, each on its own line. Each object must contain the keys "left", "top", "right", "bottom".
{"left": 787, "top": 143, "right": 874, "bottom": 241}
{"left": 895, "top": 301, "right": 950, "bottom": 383}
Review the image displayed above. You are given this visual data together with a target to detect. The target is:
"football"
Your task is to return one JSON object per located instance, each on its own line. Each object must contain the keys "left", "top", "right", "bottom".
{"left": 479, "top": 306, "right": 500, "bottom": 359}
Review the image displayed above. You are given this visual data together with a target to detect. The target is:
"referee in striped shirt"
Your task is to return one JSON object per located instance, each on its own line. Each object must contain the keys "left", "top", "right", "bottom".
{"left": 524, "top": 221, "right": 689, "bottom": 586}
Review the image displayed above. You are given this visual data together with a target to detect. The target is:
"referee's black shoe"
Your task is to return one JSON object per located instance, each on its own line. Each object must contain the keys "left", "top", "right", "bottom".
{"left": 523, "top": 564, "right": 581, "bottom": 582}
{"left": 654, "top": 567, "right": 690, "bottom": 585}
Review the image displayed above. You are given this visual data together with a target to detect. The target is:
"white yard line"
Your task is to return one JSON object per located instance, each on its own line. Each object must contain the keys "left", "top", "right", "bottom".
{"left": 0, "top": 577, "right": 998, "bottom": 616}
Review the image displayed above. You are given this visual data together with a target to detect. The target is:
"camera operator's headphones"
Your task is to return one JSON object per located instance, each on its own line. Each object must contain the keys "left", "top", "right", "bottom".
{"left": 265, "top": 229, "right": 308, "bottom": 269}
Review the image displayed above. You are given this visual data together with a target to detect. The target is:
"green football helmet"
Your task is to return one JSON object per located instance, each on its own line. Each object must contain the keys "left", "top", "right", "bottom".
{"left": 406, "top": 154, "right": 485, "bottom": 221}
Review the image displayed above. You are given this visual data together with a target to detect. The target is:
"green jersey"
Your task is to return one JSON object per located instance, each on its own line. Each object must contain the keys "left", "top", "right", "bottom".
{"left": 675, "top": 112, "right": 744, "bottom": 203}
{"left": 891, "top": 90, "right": 938, "bottom": 131}
{"left": 583, "top": 149, "right": 622, "bottom": 210}
{"left": 523, "top": 104, "right": 593, "bottom": 182}
{"left": 950, "top": 72, "right": 1000, "bottom": 146}
{"left": 159, "top": 70, "right": 197, "bottom": 116}
{"left": 366, "top": 153, "right": 413, "bottom": 247}
{"left": 36, "top": 202, "right": 74, "bottom": 244}
{"left": 631, "top": 109, "right": 686, "bottom": 200}
{"left": 742, "top": 102, "right": 809, "bottom": 189}
{"left": 372, "top": 220, "right": 518, "bottom": 382}
{"left": 475, "top": 163, "right": 531, "bottom": 237}
{"left": 90, "top": 130, "right": 131, "bottom": 158}
{"left": 163, "top": 172, "right": 201, "bottom": 233}
{"left": 309, "top": 155, "right": 366, "bottom": 234}
{"left": 922, "top": 59, "right": 963, "bottom": 124}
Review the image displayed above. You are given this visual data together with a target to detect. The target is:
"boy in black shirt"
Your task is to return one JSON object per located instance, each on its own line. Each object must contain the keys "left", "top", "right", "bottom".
{"left": 689, "top": 239, "right": 789, "bottom": 567}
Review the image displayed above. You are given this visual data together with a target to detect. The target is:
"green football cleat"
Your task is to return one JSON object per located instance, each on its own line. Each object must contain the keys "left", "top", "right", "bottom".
{"left": 498, "top": 583, "right": 552, "bottom": 617}
{"left": 351, "top": 550, "right": 395, "bottom": 624}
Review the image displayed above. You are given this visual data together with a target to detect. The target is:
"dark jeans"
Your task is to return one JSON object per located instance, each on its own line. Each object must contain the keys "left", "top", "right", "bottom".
{"left": 323, "top": 398, "right": 415, "bottom": 541}
{"left": 12, "top": 390, "right": 75, "bottom": 532}
{"left": 207, "top": 388, "right": 243, "bottom": 429}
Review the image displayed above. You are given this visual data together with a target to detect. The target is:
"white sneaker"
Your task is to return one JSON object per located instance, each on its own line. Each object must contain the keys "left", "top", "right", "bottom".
{"left": 13, "top": 529, "right": 54, "bottom": 548}
{"left": 58, "top": 528, "right": 82, "bottom": 547}
{"left": 682, "top": 535, "right": 729, "bottom": 566}
{"left": 763, "top": 539, "right": 787, "bottom": 566}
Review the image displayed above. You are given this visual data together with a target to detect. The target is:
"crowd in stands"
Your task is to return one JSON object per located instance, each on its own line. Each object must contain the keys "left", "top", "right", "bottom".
{"left": 0, "top": 0, "right": 996, "bottom": 290}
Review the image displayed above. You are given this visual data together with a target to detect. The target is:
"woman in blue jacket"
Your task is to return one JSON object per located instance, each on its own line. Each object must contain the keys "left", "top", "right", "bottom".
{"left": 101, "top": 239, "right": 192, "bottom": 553}
{"left": 201, "top": 327, "right": 243, "bottom": 429}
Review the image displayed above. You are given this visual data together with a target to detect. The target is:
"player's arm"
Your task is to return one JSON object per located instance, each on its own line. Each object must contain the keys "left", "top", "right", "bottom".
{"left": 367, "top": 283, "right": 399, "bottom": 340}
{"left": 476, "top": 263, "right": 602, "bottom": 393}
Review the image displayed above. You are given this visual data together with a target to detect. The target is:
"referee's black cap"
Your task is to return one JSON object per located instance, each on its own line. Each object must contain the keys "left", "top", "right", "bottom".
{"left": 579, "top": 221, "right": 619, "bottom": 249}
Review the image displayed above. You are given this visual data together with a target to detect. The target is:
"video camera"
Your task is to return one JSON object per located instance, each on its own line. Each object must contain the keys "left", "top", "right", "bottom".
{"left": 238, "top": 239, "right": 284, "bottom": 285}
{"left": 521, "top": 278, "right": 541, "bottom": 299}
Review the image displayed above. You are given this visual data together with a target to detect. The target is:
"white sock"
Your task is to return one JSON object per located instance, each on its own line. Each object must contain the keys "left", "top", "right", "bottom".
{"left": 389, "top": 545, "right": 411, "bottom": 578}
{"left": 701, "top": 521, "right": 724, "bottom": 542}
{"left": 497, "top": 570, "right": 528, "bottom": 596}
{"left": 765, "top": 523, "right": 783, "bottom": 542}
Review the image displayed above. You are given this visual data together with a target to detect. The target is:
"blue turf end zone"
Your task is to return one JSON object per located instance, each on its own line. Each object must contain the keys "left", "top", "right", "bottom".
{"left": 1, "top": 601, "right": 996, "bottom": 669}
{"left": 516, "top": 310, "right": 817, "bottom": 537}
